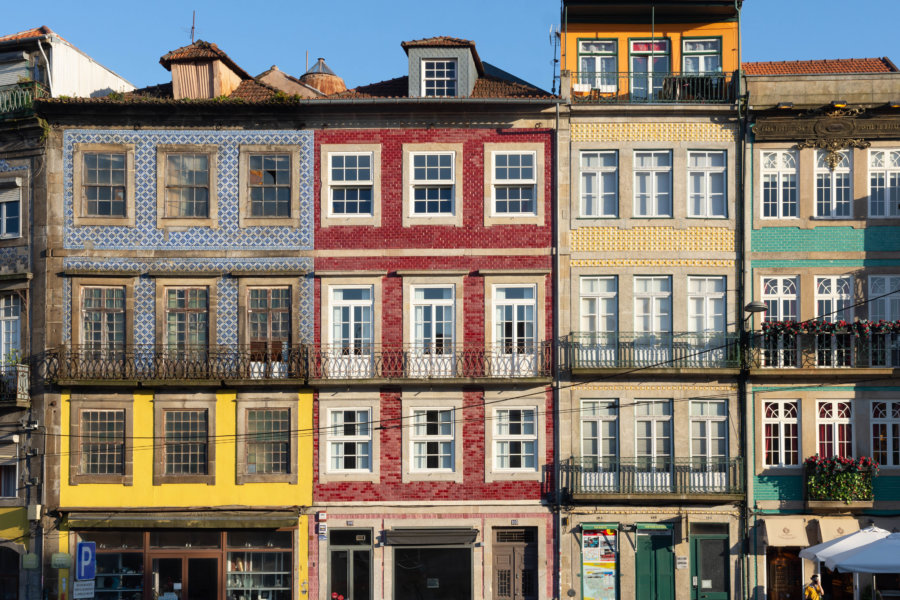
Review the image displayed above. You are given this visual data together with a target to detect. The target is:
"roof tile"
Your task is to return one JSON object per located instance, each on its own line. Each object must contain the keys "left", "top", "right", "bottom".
{"left": 159, "top": 40, "right": 250, "bottom": 79}
{"left": 0, "top": 26, "right": 55, "bottom": 43}
{"left": 743, "top": 58, "right": 897, "bottom": 75}
{"left": 400, "top": 36, "right": 475, "bottom": 49}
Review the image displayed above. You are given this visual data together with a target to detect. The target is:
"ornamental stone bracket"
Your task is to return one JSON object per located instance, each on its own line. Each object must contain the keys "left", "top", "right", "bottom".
{"left": 796, "top": 137, "right": 871, "bottom": 170}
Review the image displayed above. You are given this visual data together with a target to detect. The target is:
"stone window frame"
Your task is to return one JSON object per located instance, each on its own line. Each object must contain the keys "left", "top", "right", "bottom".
{"left": 814, "top": 149, "right": 853, "bottom": 220}
{"left": 236, "top": 276, "right": 303, "bottom": 348}
{"left": 152, "top": 394, "right": 217, "bottom": 485}
{"left": 0, "top": 175, "right": 23, "bottom": 241}
{"left": 484, "top": 393, "right": 545, "bottom": 483}
{"left": 153, "top": 278, "right": 219, "bottom": 349}
{"left": 867, "top": 147, "right": 900, "bottom": 219}
{"left": 402, "top": 143, "right": 464, "bottom": 227}
{"left": 237, "top": 144, "right": 302, "bottom": 228}
{"left": 482, "top": 273, "right": 548, "bottom": 355}
{"left": 71, "top": 277, "right": 137, "bottom": 349}
{"left": 320, "top": 275, "right": 383, "bottom": 353}
{"left": 578, "top": 149, "right": 619, "bottom": 219}
{"left": 633, "top": 149, "right": 674, "bottom": 218}
{"left": 686, "top": 150, "right": 728, "bottom": 219}
{"left": 484, "top": 142, "right": 546, "bottom": 226}
{"left": 320, "top": 144, "right": 382, "bottom": 228}
{"left": 400, "top": 273, "right": 465, "bottom": 353}
{"left": 762, "top": 399, "right": 801, "bottom": 469}
{"left": 0, "top": 441, "right": 18, "bottom": 501}
{"left": 69, "top": 394, "right": 134, "bottom": 486}
{"left": 318, "top": 392, "right": 381, "bottom": 484}
{"left": 235, "top": 392, "right": 298, "bottom": 485}
{"left": 401, "top": 394, "right": 464, "bottom": 483}
{"left": 72, "top": 143, "right": 137, "bottom": 227}
{"left": 155, "top": 144, "right": 219, "bottom": 229}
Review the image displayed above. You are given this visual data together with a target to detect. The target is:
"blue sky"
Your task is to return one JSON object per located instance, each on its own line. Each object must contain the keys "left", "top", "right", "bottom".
{"left": 6, "top": 0, "right": 898, "bottom": 91}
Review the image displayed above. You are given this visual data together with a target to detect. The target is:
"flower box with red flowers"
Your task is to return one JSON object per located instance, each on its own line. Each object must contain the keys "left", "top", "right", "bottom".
{"left": 804, "top": 455, "right": 879, "bottom": 503}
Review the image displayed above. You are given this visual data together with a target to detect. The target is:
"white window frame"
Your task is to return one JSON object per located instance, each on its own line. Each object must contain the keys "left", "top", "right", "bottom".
{"left": 869, "top": 276, "right": 900, "bottom": 321}
{"left": 762, "top": 277, "right": 799, "bottom": 322}
{"left": 492, "top": 284, "right": 537, "bottom": 355}
{"left": 580, "top": 276, "right": 618, "bottom": 335}
{"left": 581, "top": 399, "right": 618, "bottom": 468}
{"left": 328, "top": 285, "right": 374, "bottom": 353}
{"left": 815, "top": 276, "right": 853, "bottom": 323}
{"left": 868, "top": 149, "right": 900, "bottom": 218}
{"left": 0, "top": 293, "right": 21, "bottom": 362}
{"left": 816, "top": 150, "right": 852, "bottom": 219}
{"left": 635, "top": 399, "right": 672, "bottom": 470}
{"left": 634, "top": 276, "right": 672, "bottom": 336}
{"left": 682, "top": 38, "right": 721, "bottom": 74}
{"left": 409, "top": 151, "right": 455, "bottom": 217}
{"left": 0, "top": 178, "right": 21, "bottom": 239}
{"left": 326, "top": 407, "right": 373, "bottom": 473}
{"left": 580, "top": 150, "right": 618, "bottom": 218}
{"left": 410, "top": 285, "right": 455, "bottom": 353}
{"left": 493, "top": 407, "right": 538, "bottom": 472}
{"left": 0, "top": 443, "right": 16, "bottom": 498}
{"left": 421, "top": 58, "right": 457, "bottom": 97}
{"left": 491, "top": 151, "right": 537, "bottom": 216}
{"left": 687, "top": 150, "right": 727, "bottom": 218}
{"left": 871, "top": 400, "right": 900, "bottom": 467}
{"left": 410, "top": 407, "right": 455, "bottom": 472}
{"left": 761, "top": 150, "right": 798, "bottom": 219}
{"left": 633, "top": 150, "right": 672, "bottom": 217}
{"left": 577, "top": 39, "right": 617, "bottom": 93}
{"left": 689, "top": 399, "right": 728, "bottom": 461}
{"left": 328, "top": 151, "right": 374, "bottom": 217}
{"left": 687, "top": 276, "right": 725, "bottom": 334}
{"left": 763, "top": 400, "right": 800, "bottom": 467}
{"left": 817, "top": 400, "right": 853, "bottom": 458}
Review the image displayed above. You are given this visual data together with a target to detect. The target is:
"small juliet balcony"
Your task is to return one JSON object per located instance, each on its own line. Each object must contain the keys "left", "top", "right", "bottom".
{"left": 308, "top": 342, "right": 553, "bottom": 384}
{"left": 561, "top": 332, "right": 740, "bottom": 373}
{"left": 46, "top": 344, "right": 308, "bottom": 385}
{"left": 750, "top": 326, "right": 900, "bottom": 373}
{"left": 561, "top": 456, "right": 744, "bottom": 503}
{"left": 0, "top": 82, "right": 49, "bottom": 118}
{"left": 0, "top": 364, "right": 30, "bottom": 406}
{"left": 568, "top": 71, "right": 736, "bottom": 105}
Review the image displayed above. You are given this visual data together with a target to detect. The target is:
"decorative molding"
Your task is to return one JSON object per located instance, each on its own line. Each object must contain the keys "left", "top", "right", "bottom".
{"left": 571, "top": 122, "right": 738, "bottom": 143}
{"left": 571, "top": 226, "right": 734, "bottom": 254}
{"left": 573, "top": 384, "right": 737, "bottom": 392}
{"left": 754, "top": 114, "right": 900, "bottom": 142}
{"left": 570, "top": 258, "right": 735, "bottom": 267}
{"left": 796, "top": 138, "right": 871, "bottom": 170}
{"left": 0, "top": 160, "right": 28, "bottom": 173}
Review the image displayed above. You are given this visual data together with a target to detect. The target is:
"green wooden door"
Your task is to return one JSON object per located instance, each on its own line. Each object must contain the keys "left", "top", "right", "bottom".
{"left": 690, "top": 535, "right": 729, "bottom": 600}
{"left": 636, "top": 529, "right": 675, "bottom": 600}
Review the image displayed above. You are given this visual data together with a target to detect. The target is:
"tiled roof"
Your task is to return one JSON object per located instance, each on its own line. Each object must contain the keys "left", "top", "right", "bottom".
{"left": 743, "top": 58, "right": 898, "bottom": 75}
{"left": 159, "top": 40, "right": 251, "bottom": 79}
{"left": 0, "top": 26, "right": 55, "bottom": 43}
{"left": 400, "top": 36, "right": 475, "bottom": 50}
{"left": 327, "top": 73, "right": 553, "bottom": 100}
{"left": 125, "top": 82, "right": 173, "bottom": 99}
{"left": 229, "top": 79, "right": 277, "bottom": 101}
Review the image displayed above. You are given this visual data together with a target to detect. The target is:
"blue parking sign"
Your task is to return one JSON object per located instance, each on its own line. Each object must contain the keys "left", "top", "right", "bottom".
{"left": 76, "top": 542, "right": 96, "bottom": 581}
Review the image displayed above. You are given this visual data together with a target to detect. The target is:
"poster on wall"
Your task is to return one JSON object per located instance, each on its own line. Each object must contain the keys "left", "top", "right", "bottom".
{"left": 582, "top": 524, "right": 618, "bottom": 600}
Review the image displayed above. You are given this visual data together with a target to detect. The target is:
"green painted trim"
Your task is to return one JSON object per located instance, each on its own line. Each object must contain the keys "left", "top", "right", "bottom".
{"left": 751, "top": 259, "right": 900, "bottom": 268}
{"left": 627, "top": 35, "right": 673, "bottom": 77}
{"left": 583, "top": 523, "right": 619, "bottom": 530}
{"left": 637, "top": 523, "right": 671, "bottom": 530}
{"left": 680, "top": 35, "right": 723, "bottom": 72}
{"left": 752, "top": 508, "right": 807, "bottom": 515}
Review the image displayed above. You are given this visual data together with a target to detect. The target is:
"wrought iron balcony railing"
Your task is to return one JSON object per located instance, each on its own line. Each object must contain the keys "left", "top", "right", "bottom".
{"left": 0, "top": 364, "right": 30, "bottom": 405}
{"left": 308, "top": 342, "right": 553, "bottom": 380}
{"left": 0, "top": 82, "right": 49, "bottom": 117}
{"left": 561, "top": 456, "right": 744, "bottom": 498}
{"left": 750, "top": 332, "right": 900, "bottom": 369}
{"left": 570, "top": 71, "right": 735, "bottom": 104}
{"left": 561, "top": 332, "right": 740, "bottom": 370}
{"left": 49, "top": 345, "right": 307, "bottom": 382}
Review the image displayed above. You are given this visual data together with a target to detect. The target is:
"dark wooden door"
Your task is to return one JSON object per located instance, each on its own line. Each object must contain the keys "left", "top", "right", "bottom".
{"left": 493, "top": 528, "right": 537, "bottom": 600}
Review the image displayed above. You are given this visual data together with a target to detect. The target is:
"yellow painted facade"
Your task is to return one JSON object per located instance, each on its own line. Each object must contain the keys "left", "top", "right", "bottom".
{"left": 0, "top": 507, "right": 27, "bottom": 549}
{"left": 561, "top": 21, "right": 740, "bottom": 75}
{"left": 571, "top": 225, "right": 735, "bottom": 253}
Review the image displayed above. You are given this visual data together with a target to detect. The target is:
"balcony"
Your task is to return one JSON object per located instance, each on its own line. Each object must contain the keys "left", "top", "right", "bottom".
{"left": 308, "top": 342, "right": 553, "bottom": 383}
{"left": 569, "top": 71, "right": 735, "bottom": 104}
{"left": 750, "top": 332, "right": 900, "bottom": 371}
{"left": 561, "top": 332, "right": 740, "bottom": 372}
{"left": 804, "top": 455, "right": 877, "bottom": 512}
{"left": 47, "top": 345, "right": 307, "bottom": 385}
{"left": 0, "top": 82, "right": 49, "bottom": 118}
{"left": 0, "top": 364, "right": 30, "bottom": 406}
{"left": 561, "top": 456, "right": 744, "bottom": 502}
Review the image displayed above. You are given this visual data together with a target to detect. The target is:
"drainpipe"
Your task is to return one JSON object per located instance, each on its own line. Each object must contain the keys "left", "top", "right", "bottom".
{"left": 35, "top": 39, "right": 53, "bottom": 97}
{"left": 554, "top": 98, "right": 563, "bottom": 600}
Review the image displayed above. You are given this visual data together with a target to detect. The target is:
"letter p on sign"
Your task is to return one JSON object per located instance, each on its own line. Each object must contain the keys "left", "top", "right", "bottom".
{"left": 76, "top": 542, "right": 96, "bottom": 581}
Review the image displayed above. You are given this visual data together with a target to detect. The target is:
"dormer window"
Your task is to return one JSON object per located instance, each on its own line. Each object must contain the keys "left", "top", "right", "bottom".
{"left": 422, "top": 59, "right": 457, "bottom": 97}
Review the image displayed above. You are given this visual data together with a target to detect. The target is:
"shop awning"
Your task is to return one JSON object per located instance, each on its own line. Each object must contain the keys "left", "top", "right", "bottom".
{"left": 383, "top": 528, "right": 478, "bottom": 546}
{"left": 65, "top": 510, "right": 299, "bottom": 529}
{"left": 818, "top": 518, "right": 860, "bottom": 543}
{"left": 762, "top": 517, "right": 810, "bottom": 547}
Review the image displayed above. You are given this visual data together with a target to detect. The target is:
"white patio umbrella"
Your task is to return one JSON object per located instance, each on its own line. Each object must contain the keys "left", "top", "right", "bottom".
{"left": 799, "top": 525, "right": 890, "bottom": 563}
{"left": 828, "top": 532, "right": 900, "bottom": 573}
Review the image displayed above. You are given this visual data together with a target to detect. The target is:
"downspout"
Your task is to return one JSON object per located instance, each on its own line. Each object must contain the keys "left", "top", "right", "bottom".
{"left": 554, "top": 100, "right": 562, "bottom": 600}
{"left": 36, "top": 38, "right": 53, "bottom": 97}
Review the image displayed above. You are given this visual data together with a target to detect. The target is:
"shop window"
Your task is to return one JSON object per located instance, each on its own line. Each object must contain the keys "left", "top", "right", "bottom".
{"left": 329, "top": 529, "right": 373, "bottom": 600}
{"left": 394, "top": 547, "right": 472, "bottom": 600}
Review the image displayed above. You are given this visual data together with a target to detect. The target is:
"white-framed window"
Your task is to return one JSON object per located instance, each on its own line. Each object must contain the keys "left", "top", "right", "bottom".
{"left": 492, "top": 151, "right": 536, "bottom": 215}
{"left": 328, "top": 408, "right": 372, "bottom": 472}
{"left": 762, "top": 277, "right": 799, "bottom": 322}
{"left": 688, "top": 151, "right": 726, "bottom": 217}
{"left": 816, "top": 150, "right": 852, "bottom": 218}
{"left": 869, "top": 276, "right": 900, "bottom": 321}
{"left": 634, "top": 276, "right": 672, "bottom": 337}
{"left": 682, "top": 38, "right": 721, "bottom": 73}
{"left": 329, "top": 152, "right": 373, "bottom": 216}
{"left": 411, "top": 408, "right": 454, "bottom": 471}
{"left": 869, "top": 149, "right": 900, "bottom": 218}
{"left": 494, "top": 408, "right": 537, "bottom": 471}
{"left": 871, "top": 400, "right": 900, "bottom": 467}
{"left": 330, "top": 286, "right": 373, "bottom": 353}
{"left": 0, "top": 443, "right": 16, "bottom": 497}
{"left": 690, "top": 400, "right": 727, "bottom": 461}
{"left": 580, "top": 276, "right": 617, "bottom": 335}
{"left": 410, "top": 152, "right": 454, "bottom": 216}
{"left": 578, "top": 39, "right": 617, "bottom": 92}
{"left": 494, "top": 285, "right": 536, "bottom": 354}
{"left": 634, "top": 151, "right": 672, "bottom": 217}
{"left": 0, "top": 294, "right": 22, "bottom": 361}
{"left": 0, "top": 179, "right": 21, "bottom": 238}
{"left": 580, "top": 151, "right": 617, "bottom": 217}
{"left": 630, "top": 39, "right": 670, "bottom": 100}
{"left": 411, "top": 286, "right": 454, "bottom": 354}
{"left": 687, "top": 277, "right": 725, "bottom": 334}
{"left": 763, "top": 400, "right": 800, "bottom": 467}
{"left": 635, "top": 399, "right": 671, "bottom": 471}
{"left": 581, "top": 399, "right": 617, "bottom": 469}
{"left": 422, "top": 59, "right": 457, "bottom": 97}
{"left": 816, "top": 276, "right": 853, "bottom": 323}
{"left": 762, "top": 150, "right": 798, "bottom": 219}
{"left": 817, "top": 400, "right": 853, "bottom": 458}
